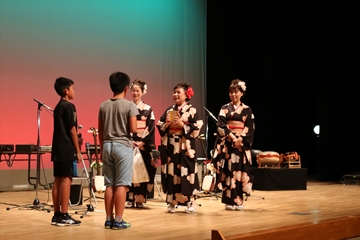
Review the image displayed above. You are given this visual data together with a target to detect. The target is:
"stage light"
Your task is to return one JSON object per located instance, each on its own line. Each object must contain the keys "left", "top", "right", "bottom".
{"left": 313, "top": 125, "right": 320, "bottom": 136}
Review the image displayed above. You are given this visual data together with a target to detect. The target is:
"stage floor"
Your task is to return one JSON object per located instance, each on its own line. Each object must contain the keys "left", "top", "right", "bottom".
{"left": 1, "top": 180, "right": 360, "bottom": 240}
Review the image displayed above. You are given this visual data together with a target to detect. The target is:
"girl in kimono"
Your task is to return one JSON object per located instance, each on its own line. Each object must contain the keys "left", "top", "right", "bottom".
{"left": 213, "top": 79, "right": 255, "bottom": 210}
{"left": 157, "top": 82, "right": 203, "bottom": 213}
{"left": 126, "top": 79, "right": 156, "bottom": 209}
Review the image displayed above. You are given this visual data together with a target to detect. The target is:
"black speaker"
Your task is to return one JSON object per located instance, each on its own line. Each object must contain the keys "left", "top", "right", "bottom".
{"left": 70, "top": 184, "right": 83, "bottom": 205}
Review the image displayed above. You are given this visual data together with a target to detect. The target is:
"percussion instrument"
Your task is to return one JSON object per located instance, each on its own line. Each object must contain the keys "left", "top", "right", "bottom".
{"left": 256, "top": 151, "right": 281, "bottom": 168}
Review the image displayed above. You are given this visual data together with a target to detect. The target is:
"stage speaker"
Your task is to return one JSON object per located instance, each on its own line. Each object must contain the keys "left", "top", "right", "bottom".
{"left": 70, "top": 184, "right": 83, "bottom": 205}
{"left": 341, "top": 174, "right": 360, "bottom": 185}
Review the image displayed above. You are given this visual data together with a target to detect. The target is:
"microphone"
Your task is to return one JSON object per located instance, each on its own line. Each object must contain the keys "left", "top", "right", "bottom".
{"left": 204, "top": 107, "right": 218, "bottom": 122}
{"left": 33, "top": 98, "right": 53, "bottom": 112}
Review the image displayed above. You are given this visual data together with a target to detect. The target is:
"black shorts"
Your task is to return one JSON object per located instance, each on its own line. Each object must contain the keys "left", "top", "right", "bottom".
{"left": 53, "top": 160, "right": 74, "bottom": 177}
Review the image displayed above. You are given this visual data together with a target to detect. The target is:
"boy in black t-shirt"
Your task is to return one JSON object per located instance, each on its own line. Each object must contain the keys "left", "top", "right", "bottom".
{"left": 51, "top": 77, "right": 82, "bottom": 226}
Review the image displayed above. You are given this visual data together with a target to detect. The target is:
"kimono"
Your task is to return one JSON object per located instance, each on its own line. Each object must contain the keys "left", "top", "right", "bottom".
{"left": 212, "top": 102, "right": 255, "bottom": 206}
{"left": 126, "top": 101, "right": 156, "bottom": 204}
{"left": 157, "top": 103, "right": 203, "bottom": 206}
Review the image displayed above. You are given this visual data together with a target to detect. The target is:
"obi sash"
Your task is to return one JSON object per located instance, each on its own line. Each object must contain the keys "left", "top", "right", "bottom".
{"left": 227, "top": 120, "right": 244, "bottom": 134}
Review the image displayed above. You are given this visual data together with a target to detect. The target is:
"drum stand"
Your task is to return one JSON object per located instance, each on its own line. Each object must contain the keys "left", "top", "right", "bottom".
{"left": 244, "top": 192, "right": 265, "bottom": 201}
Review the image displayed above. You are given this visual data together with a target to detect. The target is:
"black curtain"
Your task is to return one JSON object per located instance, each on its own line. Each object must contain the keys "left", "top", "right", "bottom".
{"left": 206, "top": 1, "right": 351, "bottom": 180}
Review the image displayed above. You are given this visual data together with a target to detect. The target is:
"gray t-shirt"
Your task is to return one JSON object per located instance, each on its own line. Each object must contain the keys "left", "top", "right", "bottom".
{"left": 98, "top": 98, "right": 139, "bottom": 147}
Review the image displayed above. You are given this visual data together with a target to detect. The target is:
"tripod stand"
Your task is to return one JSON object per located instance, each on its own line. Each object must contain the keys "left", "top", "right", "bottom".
{"left": 74, "top": 142, "right": 104, "bottom": 218}
{"left": 195, "top": 107, "right": 221, "bottom": 200}
{"left": 5, "top": 99, "right": 53, "bottom": 212}
{"left": 195, "top": 134, "right": 221, "bottom": 200}
{"left": 150, "top": 149, "right": 164, "bottom": 201}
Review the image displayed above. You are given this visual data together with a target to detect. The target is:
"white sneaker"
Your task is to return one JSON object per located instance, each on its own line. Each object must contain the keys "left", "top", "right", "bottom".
{"left": 225, "top": 205, "right": 235, "bottom": 211}
{"left": 125, "top": 202, "right": 134, "bottom": 208}
{"left": 167, "top": 204, "right": 175, "bottom": 213}
{"left": 235, "top": 205, "right": 244, "bottom": 211}
{"left": 185, "top": 202, "right": 197, "bottom": 213}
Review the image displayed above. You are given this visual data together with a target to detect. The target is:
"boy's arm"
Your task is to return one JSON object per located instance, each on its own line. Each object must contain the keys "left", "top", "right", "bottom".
{"left": 70, "top": 125, "right": 82, "bottom": 163}
{"left": 129, "top": 115, "right": 137, "bottom": 134}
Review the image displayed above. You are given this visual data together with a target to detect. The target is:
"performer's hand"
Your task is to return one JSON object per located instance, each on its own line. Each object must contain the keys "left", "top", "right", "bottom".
{"left": 165, "top": 114, "right": 172, "bottom": 128}
{"left": 166, "top": 113, "right": 172, "bottom": 123}
{"left": 135, "top": 141, "right": 145, "bottom": 151}
{"left": 150, "top": 159, "right": 156, "bottom": 168}
{"left": 76, "top": 152, "right": 83, "bottom": 163}
{"left": 172, "top": 116, "right": 184, "bottom": 128}
{"left": 232, "top": 137, "right": 243, "bottom": 150}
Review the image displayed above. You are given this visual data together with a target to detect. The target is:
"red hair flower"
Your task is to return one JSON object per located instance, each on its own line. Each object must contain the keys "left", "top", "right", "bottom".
{"left": 186, "top": 86, "right": 194, "bottom": 99}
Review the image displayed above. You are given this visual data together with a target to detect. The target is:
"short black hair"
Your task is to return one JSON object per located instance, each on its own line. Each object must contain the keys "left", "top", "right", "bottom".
{"left": 54, "top": 77, "right": 74, "bottom": 96}
{"left": 173, "top": 82, "right": 193, "bottom": 101}
{"left": 109, "top": 72, "right": 130, "bottom": 94}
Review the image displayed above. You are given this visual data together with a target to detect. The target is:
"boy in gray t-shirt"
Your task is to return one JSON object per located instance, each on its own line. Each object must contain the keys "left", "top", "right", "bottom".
{"left": 98, "top": 71, "right": 138, "bottom": 230}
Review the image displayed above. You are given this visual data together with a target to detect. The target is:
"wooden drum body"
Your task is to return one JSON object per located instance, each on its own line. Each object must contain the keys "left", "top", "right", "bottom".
{"left": 257, "top": 151, "right": 281, "bottom": 168}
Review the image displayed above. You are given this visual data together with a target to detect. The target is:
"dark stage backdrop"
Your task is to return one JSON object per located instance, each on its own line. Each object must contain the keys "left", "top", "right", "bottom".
{"left": 0, "top": 0, "right": 206, "bottom": 170}
{"left": 206, "top": 1, "right": 350, "bottom": 180}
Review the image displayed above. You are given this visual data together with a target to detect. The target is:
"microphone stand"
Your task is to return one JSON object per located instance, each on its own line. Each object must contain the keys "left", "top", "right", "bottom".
{"left": 204, "top": 107, "right": 218, "bottom": 123}
{"left": 6, "top": 100, "right": 52, "bottom": 211}
{"left": 29, "top": 101, "right": 52, "bottom": 210}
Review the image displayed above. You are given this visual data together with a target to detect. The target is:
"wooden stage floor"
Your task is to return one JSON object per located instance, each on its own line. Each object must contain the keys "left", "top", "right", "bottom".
{"left": 1, "top": 180, "right": 360, "bottom": 240}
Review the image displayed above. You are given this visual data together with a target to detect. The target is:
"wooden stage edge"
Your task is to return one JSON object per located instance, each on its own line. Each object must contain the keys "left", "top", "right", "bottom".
{"left": 212, "top": 214, "right": 360, "bottom": 240}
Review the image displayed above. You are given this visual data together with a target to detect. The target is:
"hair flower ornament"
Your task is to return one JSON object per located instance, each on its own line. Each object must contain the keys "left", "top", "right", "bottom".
{"left": 186, "top": 86, "right": 194, "bottom": 99}
{"left": 143, "top": 83, "right": 147, "bottom": 94}
{"left": 238, "top": 81, "right": 246, "bottom": 92}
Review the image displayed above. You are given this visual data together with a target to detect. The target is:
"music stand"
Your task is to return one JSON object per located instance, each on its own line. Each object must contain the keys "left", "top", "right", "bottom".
{"left": 5, "top": 99, "right": 52, "bottom": 212}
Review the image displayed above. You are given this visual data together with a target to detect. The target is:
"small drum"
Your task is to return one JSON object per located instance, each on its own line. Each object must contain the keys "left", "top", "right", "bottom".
{"left": 257, "top": 151, "right": 280, "bottom": 168}
{"left": 282, "top": 152, "right": 299, "bottom": 162}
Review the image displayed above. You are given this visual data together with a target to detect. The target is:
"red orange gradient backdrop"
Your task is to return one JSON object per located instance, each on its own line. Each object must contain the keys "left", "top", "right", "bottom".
{"left": 0, "top": 0, "right": 206, "bottom": 170}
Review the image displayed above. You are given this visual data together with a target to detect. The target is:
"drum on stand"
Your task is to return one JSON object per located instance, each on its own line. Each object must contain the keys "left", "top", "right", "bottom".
{"left": 256, "top": 151, "right": 281, "bottom": 168}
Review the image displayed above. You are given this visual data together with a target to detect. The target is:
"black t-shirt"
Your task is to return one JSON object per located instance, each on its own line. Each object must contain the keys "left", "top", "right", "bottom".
{"left": 51, "top": 99, "right": 78, "bottom": 162}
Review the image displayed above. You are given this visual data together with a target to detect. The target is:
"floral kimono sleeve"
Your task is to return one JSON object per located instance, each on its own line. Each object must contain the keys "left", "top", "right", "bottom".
{"left": 240, "top": 107, "right": 255, "bottom": 150}
{"left": 142, "top": 107, "right": 155, "bottom": 146}
{"left": 181, "top": 104, "right": 203, "bottom": 139}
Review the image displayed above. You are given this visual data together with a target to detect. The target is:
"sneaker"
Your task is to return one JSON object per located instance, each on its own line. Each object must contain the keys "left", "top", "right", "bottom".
{"left": 225, "top": 205, "right": 235, "bottom": 211}
{"left": 104, "top": 220, "right": 113, "bottom": 229}
{"left": 56, "top": 214, "right": 81, "bottom": 226}
{"left": 136, "top": 203, "right": 149, "bottom": 209}
{"left": 167, "top": 204, "right": 175, "bottom": 213}
{"left": 112, "top": 219, "right": 131, "bottom": 230}
{"left": 235, "top": 205, "right": 244, "bottom": 211}
{"left": 125, "top": 201, "right": 134, "bottom": 208}
{"left": 185, "top": 202, "right": 197, "bottom": 213}
{"left": 51, "top": 215, "right": 59, "bottom": 225}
